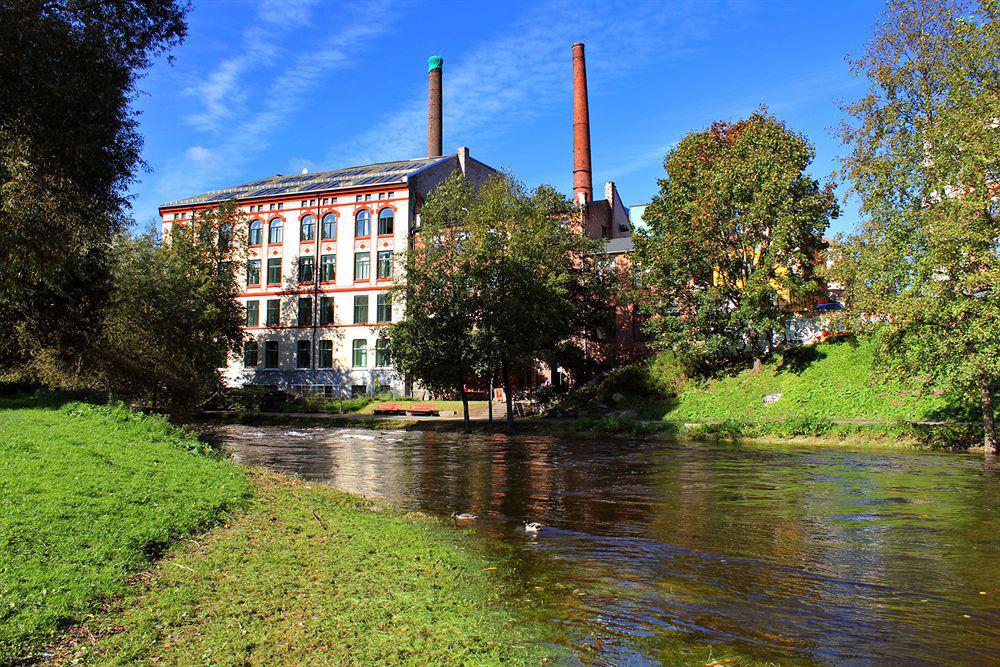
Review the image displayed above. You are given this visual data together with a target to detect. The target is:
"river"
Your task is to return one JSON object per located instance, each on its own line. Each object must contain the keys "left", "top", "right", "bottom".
{"left": 215, "top": 425, "right": 1000, "bottom": 665}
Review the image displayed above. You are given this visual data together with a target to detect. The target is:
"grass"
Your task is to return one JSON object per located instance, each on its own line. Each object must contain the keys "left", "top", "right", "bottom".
{"left": 1, "top": 394, "right": 548, "bottom": 665}
{"left": 658, "top": 338, "right": 951, "bottom": 424}
{"left": 0, "top": 395, "right": 250, "bottom": 662}
{"left": 55, "top": 470, "right": 546, "bottom": 665}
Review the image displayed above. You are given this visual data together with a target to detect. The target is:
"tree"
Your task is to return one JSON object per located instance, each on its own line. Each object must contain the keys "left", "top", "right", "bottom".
{"left": 838, "top": 0, "right": 1000, "bottom": 453}
{"left": 385, "top": 172, "right": 604, "bottom": 432}
{"left": 0, "top": 0, "right": 188, "bottom": 382}
{"left": 93, "top": 203, "right": 246, "bottom": 416}
{"left": 634, "top": 110, "right": 839, "bottom": 373}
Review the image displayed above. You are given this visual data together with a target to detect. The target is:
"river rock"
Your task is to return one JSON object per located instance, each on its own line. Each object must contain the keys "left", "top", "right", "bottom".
{"left": 763, "top": 392, "right": 783, "bottom": 404}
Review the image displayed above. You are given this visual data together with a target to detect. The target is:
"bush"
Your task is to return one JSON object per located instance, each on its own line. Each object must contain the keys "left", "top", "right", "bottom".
{"left": 599, "top": 351, "right": 687, "bottom": 402}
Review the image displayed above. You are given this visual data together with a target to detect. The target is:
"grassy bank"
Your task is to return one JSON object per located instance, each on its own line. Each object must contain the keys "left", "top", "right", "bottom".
{"left": 1, "top": 395, "right": 547, "bottom": 664}
{"left": 0, "top": 395, "right": 250, "bottom": 662}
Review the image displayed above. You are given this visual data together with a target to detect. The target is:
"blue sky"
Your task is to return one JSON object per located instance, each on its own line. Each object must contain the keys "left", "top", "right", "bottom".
{"left": 130, "top": 0, "right": 884, "bottom": 235}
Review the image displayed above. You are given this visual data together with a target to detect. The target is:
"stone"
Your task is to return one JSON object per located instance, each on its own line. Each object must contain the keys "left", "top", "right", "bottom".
{"left": 620, "top": 409, "right": 638, "bottom": 418}
{"left": 611, "top": 393, "right": 625, "bottom": 403}
{"left": 762, "top": 392, "right": 783, "bottom": 404}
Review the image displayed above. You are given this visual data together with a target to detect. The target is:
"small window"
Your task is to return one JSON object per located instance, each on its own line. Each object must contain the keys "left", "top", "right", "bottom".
{"left": 264, "top": 341, "right": 279, "bottom": 368}
{"left": 298, "top": 297, "right": 313, "bottom": 326}
{"left": 378, "top": 193, "right": 385, "bottom": 200}
{"left": 249, "top": 220, "right": 263, "bottom": 245}
{"left": 317, "top": 340, "right": 333, "bottom": 368}
{"left": 321, "top": 213, "right": 337, "bottom": 240}
{"left": 246, "top": 259, "right": 261, "bottom": 286}
{"left": 267, "top": 258, "right": 281, "bottom": 285}
{"left": 277, "top": 203, "right": 283, "bottom": 210}
{"left": 364, "top": 194, "right": 371, "bottom": 201}
{"left": 219, "top": 222, "right": 233, "bottom": 249}
{"left": 320, "top": 254, "right": 336, "bottom": 282}
{"left": 296, "top": 340, "right": 311, "bottom": 368}
{"left": 355, "top": 210, "right": 371, "bottom": 237}
{"left": 352, "top": 339, "right": 367, "bottom": 367}
{"left": 245, "top": 300, "right": 259, "bottom": 327}
{"left": 268, "top": 218, "right": 283, "bottom": 244}
{"left": 298, "top": 256, "right": 314, "bottom": 283}
{"left": 243, "top": 340, "right": 259, "bottom": 366}
{"left": 375, "top": 338, "right": 389, "bottom": 367}
{"left": 377, "top": 250, "right": 392, "bottom": 279}
{"left": 269, "top": 203, "right": 275, "bottom": 211}
{"left": 354, "top": 252, "right": 370, "bottom": 281}
{"left": 355, "top": 195, "right": 362, "bottom": 202}
{"left": 322, "top": 198, "right": 329, "bottom": 205}
{"left": 377, "top": 209, "right": 394, "bottom": 236}
{"left": 376, "top": 293, "right": 391, "bottom": 323}
{"left": 301, "top": 200, "right": 308, "bottom": 207}
{"left": 300, "top": 215, "right": 315, "bottom": 241}
{"left": 353, "top": 295, "right": 369, "bottom": 324}
{"left": 266, "top": 299, "right": 280, "bottom": 326}
{"left": 319, "top": 296, "right": 335, "bottom": 325}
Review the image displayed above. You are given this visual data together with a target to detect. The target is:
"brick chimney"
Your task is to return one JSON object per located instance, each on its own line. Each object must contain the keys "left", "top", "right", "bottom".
{"left": 572, "top": 42, "right": 592, "bottom": 204}
{"left": 428, "top": 55, "right": 443, "bottom": 158}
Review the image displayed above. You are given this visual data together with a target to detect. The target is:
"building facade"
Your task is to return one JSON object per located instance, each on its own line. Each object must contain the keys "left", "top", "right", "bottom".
{"left": 160, "top": 148, "right": 494, "bottom": 396}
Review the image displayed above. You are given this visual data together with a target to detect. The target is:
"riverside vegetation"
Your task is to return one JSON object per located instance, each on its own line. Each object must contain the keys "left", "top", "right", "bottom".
{"left": 0, "top": 394, "right": 547, "bottom": 664}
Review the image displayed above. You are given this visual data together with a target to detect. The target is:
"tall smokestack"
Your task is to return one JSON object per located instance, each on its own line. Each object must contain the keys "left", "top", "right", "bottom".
{"left": 428, "top": 55, "right": 443, "bottom": 158}
{"left": 572, "top": 42, "right": 593, "bottom": 204}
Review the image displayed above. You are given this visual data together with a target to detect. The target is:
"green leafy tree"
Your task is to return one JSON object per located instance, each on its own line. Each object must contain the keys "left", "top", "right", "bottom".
{"left": 0, "top": 0, "right": 187, "bottom": 382}
{"left": 634, "top": 110, "right": 839, "bottom": 373}
{"left": 385, "top": 172, "right": 604, "bottom": 432}
{"left": 838, "top": 0, "right": 999, "bottom": 452}
{"left": 94, "top": 203, "right": 246, "bottom": 416}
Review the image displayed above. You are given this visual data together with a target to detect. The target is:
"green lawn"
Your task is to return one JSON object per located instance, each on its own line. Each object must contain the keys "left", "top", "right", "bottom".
{"left": 0, "top": 395, "right": 546, "bottom": 665}
{"left": 657, "top": 338, "right": 951, "bottom": 423}
{"left": 0, "top": 396, "right": 250, "bottom": 662}
{"left": 57, "top": 471, "right": 545, "bottom": 665}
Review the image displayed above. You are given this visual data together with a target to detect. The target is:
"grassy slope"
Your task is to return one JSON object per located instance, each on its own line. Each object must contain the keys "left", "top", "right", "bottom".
{"left": 657, "top": 338, "right": 949, "bottom": 423}
{"left": 0, "top": 397, "right": 250, "bottom": 661}
{"left": 58, "top": 471, "right": 544, "bottom": 666}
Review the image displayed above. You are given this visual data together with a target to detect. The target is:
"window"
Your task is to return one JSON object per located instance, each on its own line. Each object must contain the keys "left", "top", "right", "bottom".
{"left": 277, "top": 202, "right": 283, "bottom": 210}
{"left": 353, "top": 295, "right": 368, "bottom": 324}
{"left": 317, "top": 340, "right": 333, "bottom": 368}
{"left": 268, "top": 218, "right": 283, "bottom": 244}
{"left": 377, "top": 250, "right": 392, "bottom": 279}
{"left": 364, "top": 194, "right": 371, "bottom": 201}
{"left": 245, "top": 300, "right": 259, "bottom": 327}
{"left": 246, "top": 259, "right": 261, "bottom": 286}
{"left": 267, "top": 258, "right": 281, "bottom": 284}
{"left": 355, "top": 210, "right": 371, "bottom": 237}
{"left": 301, "top": 200, "right": 307, "bottom": 207}
{"left": 249, "top": 220, "right": 262, "bottom": 245}
{"left": 320, "top": 254, "right": 336, "bottom": 282}
{"left": 321, "top": 213, "right": 337, "bottom": 240}
{"left": 269, "top": 203, "right": 275, "bottom": 211}
{"left": 375, "top": 338, "right": 389, "bottom": 367}
{"left": 377, "top": 208, "right": 394, "bottom": 235}
{"left": 243, "top": 340, "right": 259, "bottom": 366}
{"left": 352, "top": 339, "right": 367, "bottom": 367}
{"left": 378, "top": 193, "right": 384, "bottom": 200}
{"left": 264, "top": 341, "right": 279, "bottom": 368}
{"left": 219, "top": 222, "right": 233, "bottom": 249}
{"left": 266, "top": 299, "right": 280, "bottom": 326}
{"left": 298, "top": 256, "right": 314, "bottom": 283}
{"left": 296, "top": 340, "right": 311, "bottom": 368}
{"left": 300, "top": 215, "right": 315, "bottom": 241}
{"left": 355, "top": 195, "right": 362, "bottom": 202}
{"left": 376, "top": 293, "right": 391, "bottom": 323}
{"left": 354, "top": 251, "right": 370, "bottom": 281}
{"left": 297, "top": 297, "right": 313, "bottom": 326}
{"left": 319, "top": 296, "right": 335, "bottom": 325}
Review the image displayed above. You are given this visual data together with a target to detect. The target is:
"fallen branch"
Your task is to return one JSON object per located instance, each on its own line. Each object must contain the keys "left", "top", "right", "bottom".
{"left": 311, "top": 511, "right": 328, "bottom": 531}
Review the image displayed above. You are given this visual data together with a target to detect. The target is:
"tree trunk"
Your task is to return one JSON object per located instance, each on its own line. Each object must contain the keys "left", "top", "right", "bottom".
{"left": 460, "top": 382, "right": 471, "bottom": 434}
{"left": 502, "top": 357, "right": 515, "bottom": 434}
{"left": 982, "top": 375, "right": 997, "bottom": 455}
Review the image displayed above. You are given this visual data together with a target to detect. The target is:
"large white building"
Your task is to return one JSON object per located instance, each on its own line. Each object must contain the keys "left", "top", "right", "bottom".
{"left": 160, "top": 147, "right": 494, "bottom": 396}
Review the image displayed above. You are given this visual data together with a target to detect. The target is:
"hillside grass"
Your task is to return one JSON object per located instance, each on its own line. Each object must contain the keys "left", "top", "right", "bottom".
{"left": 0, "top": 395, "right": 250, "bottom": 662}
{"left": 658, "top": 338, "right": 951, "bottom": 423}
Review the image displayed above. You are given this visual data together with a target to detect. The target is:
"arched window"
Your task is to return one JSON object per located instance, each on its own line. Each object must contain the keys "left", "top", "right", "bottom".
{"left": 248, "top": 219, "right": 262, "bottom": 245}
{"left": 219, "top": 222, "right": 233, "bottom": 249}
{"left": 321, "top": 213, "right": 337, "bottom": 240}
{"left": 300, "top": 215, "right": 315, "bottom": 241}
{"left": 377, "top": 208, "right": 394, "bottom": 236}
{"left": 355, "top": 209, "right": 371, "bottom": 237}
{"left": 268, "top": 217, "right": 283, "bottom": 244}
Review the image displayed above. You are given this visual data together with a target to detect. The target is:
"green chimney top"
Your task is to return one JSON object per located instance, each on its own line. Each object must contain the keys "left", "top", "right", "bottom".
{"left": 428, "top": 55, "right": 443, "bottom": 72}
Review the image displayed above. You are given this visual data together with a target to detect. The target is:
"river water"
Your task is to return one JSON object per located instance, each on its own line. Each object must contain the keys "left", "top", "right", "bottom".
{"left": 215, "top": 426, "right": 1000, "bottom": 665}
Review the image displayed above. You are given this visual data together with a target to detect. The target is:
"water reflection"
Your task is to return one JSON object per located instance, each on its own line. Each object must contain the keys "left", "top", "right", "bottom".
{"left": 218, "top": 426, "right": 1000, "bottom": 665}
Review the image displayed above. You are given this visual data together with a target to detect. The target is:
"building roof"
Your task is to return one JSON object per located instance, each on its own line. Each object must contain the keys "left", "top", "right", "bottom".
{"left": 161, "top": 156, "right": 448, "bottom": 209}
{"left": 604, "top": 236, "right": 634, "bottom": 255}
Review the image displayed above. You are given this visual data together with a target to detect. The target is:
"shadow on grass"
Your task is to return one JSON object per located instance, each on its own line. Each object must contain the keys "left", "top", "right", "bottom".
{"left": 0, "top": 384, "right": 108, "bottom": 410}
